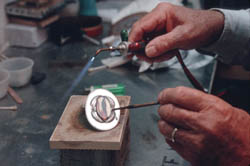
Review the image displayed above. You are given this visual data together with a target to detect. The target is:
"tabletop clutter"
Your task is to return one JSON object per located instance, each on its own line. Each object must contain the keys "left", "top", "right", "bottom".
{"left": 0, "top": 0, "right": 213, "bottom": 166}
{"left": 0, "top": 55, "right": 34, "bottom": 109}
{"left": 0, "top": 0, "right": 102, "bottom": 109}
{"left": 1, "top": 0, "right": 207, "bottom": 139}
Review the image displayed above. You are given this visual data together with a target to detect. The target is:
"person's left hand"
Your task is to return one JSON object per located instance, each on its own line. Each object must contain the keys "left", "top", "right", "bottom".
{"left": 157, "top": 86, "right": 250, "bottom": 166}
{"left": 127, "top": 49, "right": 179, "bottom": 64}
{"left": 128, "top": 3, "right": 224, "bottom": 63}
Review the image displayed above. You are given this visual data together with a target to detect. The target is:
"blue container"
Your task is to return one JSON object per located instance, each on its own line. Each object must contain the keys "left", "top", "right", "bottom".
{"left": 79, "top": 0, "right": 97, "bottom": 16}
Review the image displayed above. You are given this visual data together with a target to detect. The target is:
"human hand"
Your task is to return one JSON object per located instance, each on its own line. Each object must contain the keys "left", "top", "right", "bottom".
{"left": 129, "top": 3, "right": 224, "bottom": 62}
{"left": 157, "top": 86, "right": 250, "bottom": 166}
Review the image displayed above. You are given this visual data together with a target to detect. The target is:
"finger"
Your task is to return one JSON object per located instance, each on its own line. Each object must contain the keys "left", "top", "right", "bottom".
{"left": 129, "top": 10, "right": 166, "bottom": 42}
{"left": 152, "top": 53, "right": 175, "bottom": 63}
{"left": 145, "top": 26, "right": 185, "bottom": 57}
{"left": 158, "top": 120, "right": 203, "bottom": 155}
{"left": 158, "top": 86, "right": 215, "bottom": 111}
{"left": 158, "top": 120, "right": 173, "bottom": 141}
{"left": 135, "top": 51, "right": 175, "bottom": 63}
{"left": 158, "top": 104, "right": 198, "bottom": 129}
{"left": 158, "top": 120, "right": 195, "bottom": 145}
{"left": 135, "top": 54, "right": 153, "bottom": 64}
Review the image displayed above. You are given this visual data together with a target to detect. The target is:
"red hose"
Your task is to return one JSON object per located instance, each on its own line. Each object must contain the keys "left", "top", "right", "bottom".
{"left": 175, "top": 51, "right": 206, "bottom": 93}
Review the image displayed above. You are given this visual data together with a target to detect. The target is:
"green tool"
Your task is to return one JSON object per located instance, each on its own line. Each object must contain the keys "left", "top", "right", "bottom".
{"left": 85, "top": 84, "right": 125, "bottom": 96}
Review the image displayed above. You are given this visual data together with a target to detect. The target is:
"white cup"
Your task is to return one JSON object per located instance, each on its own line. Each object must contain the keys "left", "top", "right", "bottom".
{"left": 0, "top": 69, "right": 9, "bottom": 99}
{"left": 0, "top": 57, "right": 34, "bottom": 87}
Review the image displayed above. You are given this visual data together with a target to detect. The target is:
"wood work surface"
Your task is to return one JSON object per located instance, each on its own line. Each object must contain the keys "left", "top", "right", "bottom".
{"left": 50, "top": 95, "right": 131, "bottom": 150}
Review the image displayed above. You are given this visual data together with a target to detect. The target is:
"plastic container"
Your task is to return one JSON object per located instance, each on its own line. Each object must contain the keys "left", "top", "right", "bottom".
{"left": 0, "top": 57, "right": 34, "bottom": 87}
{"left": 0, "top": 69, "right": 9, "bottom": 99}
{"left": 79, "top": 0, "right": 97, "bottom": 16}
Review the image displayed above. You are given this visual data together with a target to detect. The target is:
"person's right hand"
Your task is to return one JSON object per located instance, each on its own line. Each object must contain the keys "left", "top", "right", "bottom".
{"left": 157, "top": 87, "right": 250, "bottom": 166}
{"left": 128, "top": 2, "right": 224, "bottom": 62}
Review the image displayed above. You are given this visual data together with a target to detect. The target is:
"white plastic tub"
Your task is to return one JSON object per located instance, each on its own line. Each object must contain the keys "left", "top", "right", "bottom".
{"left": 0, "top": 57, "right": 34, "bottom": 87}
{"left": 0, "top": 69, "right": 9, "bottom": 98}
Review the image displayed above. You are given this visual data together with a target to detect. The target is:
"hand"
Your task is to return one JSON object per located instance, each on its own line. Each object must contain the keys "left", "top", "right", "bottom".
{"left": 129, "top": 3, "right": 224, "bottom": 62}
{"left": 157, "top": 86, "right": 250, "bottom": 166}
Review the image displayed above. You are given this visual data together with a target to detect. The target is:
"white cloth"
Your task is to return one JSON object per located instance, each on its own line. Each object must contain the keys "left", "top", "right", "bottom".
{"left": 200, "top": 9, "right": 250, "bottom": 69}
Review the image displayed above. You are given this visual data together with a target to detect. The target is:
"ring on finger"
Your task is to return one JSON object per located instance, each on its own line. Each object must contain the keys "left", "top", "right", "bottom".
{"left": 165, "top": 134, "right": 172, "bottom": 141}
{"left": 171, "top": 128, "right": 178, "bottom": 143}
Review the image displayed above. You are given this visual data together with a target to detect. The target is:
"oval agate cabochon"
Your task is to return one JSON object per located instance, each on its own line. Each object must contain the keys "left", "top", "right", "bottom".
{"left": 85, "top": 89, "right": 120, "bottom": 131}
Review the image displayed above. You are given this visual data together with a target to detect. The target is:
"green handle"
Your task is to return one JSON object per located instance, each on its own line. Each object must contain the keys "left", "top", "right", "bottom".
{"left": 120, "top": 29, "right": 129, "bottom": 42}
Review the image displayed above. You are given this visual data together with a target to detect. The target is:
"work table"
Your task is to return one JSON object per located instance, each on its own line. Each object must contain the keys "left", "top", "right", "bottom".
{"left": 0, "top": 24, "right": 215, "bottom": 166}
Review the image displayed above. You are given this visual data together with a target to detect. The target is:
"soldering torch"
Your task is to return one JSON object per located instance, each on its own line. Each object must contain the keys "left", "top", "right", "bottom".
{"left": 94, "top": 30, "right": 205, "bottom": 92}
{"left": 63, "top": 29, "right": 205, "bottom": 104}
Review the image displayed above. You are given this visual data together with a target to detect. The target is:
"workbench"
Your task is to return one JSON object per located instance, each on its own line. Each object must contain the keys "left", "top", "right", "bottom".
{"left": 0, "top": 24, "right": 215, "bottom": 166}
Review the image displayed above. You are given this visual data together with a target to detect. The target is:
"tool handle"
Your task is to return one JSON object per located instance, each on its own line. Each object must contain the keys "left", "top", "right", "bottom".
{"left": 128, "top": 41, "right": 146, "bottom": 52}
{"left": 113, "top": 101, "right": 159, "bottom": 111}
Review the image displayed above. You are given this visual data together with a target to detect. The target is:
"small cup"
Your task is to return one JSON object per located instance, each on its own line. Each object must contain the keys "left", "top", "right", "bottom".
{"left": 0, "top": 57, "right": 34, "bottom": 87}
{"left": 0, "top": 69, "right": 9, "bottom": 99}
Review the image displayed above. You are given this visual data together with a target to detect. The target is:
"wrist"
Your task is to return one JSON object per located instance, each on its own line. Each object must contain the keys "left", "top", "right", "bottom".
{"left": 219, "top": 112, "right": 250, "bottom": 166}
{"left": 198, "top": 9, "right": 250, "bottom": 65}
{"left": 203, "top": 10, "right": 225, "bottom": 47}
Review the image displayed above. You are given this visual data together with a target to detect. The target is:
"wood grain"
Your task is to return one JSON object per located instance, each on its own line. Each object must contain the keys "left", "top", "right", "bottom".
{"left": 50, "top": 95, "right": 130, "bottom": 150}
{"left": 59, "top": 121, "right": 130, "bottom": 166}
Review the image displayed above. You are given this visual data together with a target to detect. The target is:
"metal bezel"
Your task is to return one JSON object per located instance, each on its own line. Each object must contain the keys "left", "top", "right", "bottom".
{"left": 85, "top": 89, "right": 120, "bottom": 131}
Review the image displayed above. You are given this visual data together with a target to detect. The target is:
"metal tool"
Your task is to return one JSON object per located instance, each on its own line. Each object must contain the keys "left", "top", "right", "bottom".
{"left": 102, "top": 30, "right": 206, "bottom": 92}
{"left": 112, "top": 101, "right": 159, "bottom": 111}
{"left": 63, "top": 29, "right": 149, "bottom": 101}
{"left": 63, "top": 29, "right": 205, "bottom": 102}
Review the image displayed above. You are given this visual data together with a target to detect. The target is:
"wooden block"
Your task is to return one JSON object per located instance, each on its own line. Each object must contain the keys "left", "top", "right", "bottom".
{"left": 50, "top": 95, "right": 131, "bottom": 150}
{"left": 60, "top": 120, "right": 130, "bottom": 166}
{"left": 9, "top": 15, "right": 60, "bottom": 28}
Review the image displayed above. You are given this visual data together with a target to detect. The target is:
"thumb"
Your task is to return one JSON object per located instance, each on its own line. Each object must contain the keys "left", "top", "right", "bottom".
{"left": 145, "top": 26, "right": 184, "bottom": 57}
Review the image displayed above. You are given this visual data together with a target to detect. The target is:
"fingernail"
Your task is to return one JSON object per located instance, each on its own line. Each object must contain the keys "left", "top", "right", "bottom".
{"left": 146, "top": 46, "right": 157, "bottom": 57}
{"left": 158, "top": 106, "right": 163, "bottom": 116}
{"left": 158, "top": 120, "right": 168, "bottom": 136}
{"left": 158, "top": 91, "right": 164, "bottom": 103}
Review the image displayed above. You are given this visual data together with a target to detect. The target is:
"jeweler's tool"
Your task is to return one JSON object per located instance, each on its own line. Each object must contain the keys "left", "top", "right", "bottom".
{"left": 62, "top": 46, "right": 122, "bottom": 101}
{"left": 62, "top": 29, "right": 205, "bottom": 102}
{"left": 110, "top": 29, "right": 206, "bottom": 92}
{"left": 112, "top": 101, "right": 159, "bottom": 111}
